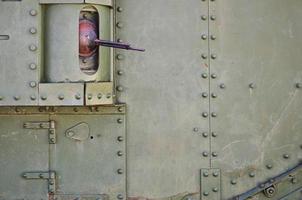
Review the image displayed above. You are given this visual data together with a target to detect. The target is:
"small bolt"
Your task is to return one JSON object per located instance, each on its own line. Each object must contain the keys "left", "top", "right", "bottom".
{"left": 49, "top": 138, "right": 55, "bottom": 143}
{"left": 118, "top": 107, "right": 124, "bottom": 112}
{"left": 231, "top": 179, "right": 237, "bottom": 185}
{"left": 202, "top": 132, "right": 208, "bottom": 137}
{"left": 202, "top": 112, "right": 208, "bottom": 118}
{"left": 212, "top": 132, "right": 218, "bottom": 137}
{"left": 87, "top": 94, "right": 93, "bottom": 100}
{"left": 29, "top": 27, "right": 37, "bottom": 34}
{"left": 116, "top": 54, "right": 124, "bottom": 60}
{"left": 117, "top": 169, "right": 123, "bottom": 174}
{"left": 283, "top": 154, "right": 290, "bottom": 159}
{"left": 201, "top": 73, "right": 208, "bottom": 79}
{"left": 211, "top": 54, "right": 217, "bottom": 59}
{"left": 58, "top": 94, "right": 64, "bottom": 100}
{"left": 39, "top": 174, "right": 44, "bottom": 178}
{"left": 116, "top": 22, "right": 123, "bottom": 28}
{"left": 201, "top": 34, "right": 207, "bottom": 40}
{"left": 117, "top": 136, "right": 124, "bottom": 142}
{"left": 212, "top": 187, "right": 219, "bottom": 192}
{"left": 203, "top": 171, "right": 209, "bottom": 177}
{"left": 202, "top": 151, "right": 208, "bottom": 157}
{"left": 117, "top": 70, "right": 124, "bottom": 76}
{"left": 203, "top": 191, "right": 209, "bottom": 196}
{"left": 202, "top": 92, "right": 208, "bottom": 98}
{"left": 117, "top": 38, "right": 123, "bottom": 43}
{"left": 23, "top": 174, "right": 27, "bottom": 178}
{"left": 219, "top": 83, "right": 226, "bottom": 89}
{"left": 106, "top": 93, "right": 112, "bottom": 99}
{"left": 29, "top": 81, "right": 37, "bottom": 88}
{"left": 201, "top": 15, "right": 207, "bottom": 20}
{"left": 211, "top": 112, "right": 217, "bottom": 117}
{"left": 193, "top": 127, "right": 199, "bottom": 132}
{"left": 211, "top": 73, "right": 217, "bottom": 79}
{"left": 211, "top": 93, "right": 217, "bottom": 98}
{"left": 249, "top": 172, "right": 255, "bottom": 178}
{"left": 14, "top": 96, "right": 21, "bottom": 101}
{"left": 0, "top": 96, "right": 3, "bottom": 101}
{"left": 67, "top": 131, "right": 74, "bottom": 137}
{"left": 249, "top": 83, "right": 256, "bottom": 89}
{"left": 211, "top": 35, "right": 217, "bottom": 40}
{"left": 212, "top": 152, "right": 218, "bottom": 157}
{"left": 82, "top": 59, "right": 87, "bottom": 63}
{"left": 296, "top": 83, "right": 302, "bottom": 89}
{"left": 29, "top": 63, "right": 37, "bottom": 70}
{"left": 41, "top": 95, "right": 47, "bottom": 101}
{"left": 75, "top": 93, "right": 81, "bottom": 100}
{"left": 117, "top": 118, "right": 123, "bottom": 124}
{"left": 201, "top": 54, "right": 208, "bottom": 59}
{"left": 29, "top": 44, "right": 37, "bottom": 51}
{"left": 266, "top": 164, "right": 273, "bottom": 169}
{"left": 97, "top": 93, "right": 102, "bottom": 99}
{"left": 29, "top": 9, "right": 37, "bottom": 16}
{"left": 117, "top": 7, "right": 123, "bottom": 12}
{"left": 117, "top": 151, "right": 123, "bottom": 156}
{"left": 213, "top": 172, "right": 219, "bottom": 177}
{"left": 117, "top": 194, "right": 123, "bottom": 200}
{"left": 210, "top": 15, "right": 216, "bottom": 20}
{"left": 30, "top": 95, "right": 36, "bottom": 101}
{"left": 116, "top": 86, "right": 124, "bottom": 92}
{"left": 15, "top": 107, "right": 21, "bottom": 112}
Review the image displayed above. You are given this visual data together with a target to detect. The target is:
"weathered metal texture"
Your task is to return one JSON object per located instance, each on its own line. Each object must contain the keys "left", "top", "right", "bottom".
{"left": 0, "top": 115, "right": 49, "bottom": 200}
{"left": 207, "top": 0, "right": 302, "bottom": 199}
{"left": 49, "top": 114, "right": 126, "bottom": 199}
{"left": 115, "top": 0, "right": 210, "bottom": 198}
{"left": 44, "top": 4, "right": 112, "bottom": 82}
{"left": 40, "top": 0, "right": 113, "bottom": 6}
{"left": 39, "top": 83, "right": 84, "bottom": 106}
{"left": 0, "top": 0, "right": 41, "bottom": 106}
{"left": 86, "top": 82, "right": 114, "bottom": 105}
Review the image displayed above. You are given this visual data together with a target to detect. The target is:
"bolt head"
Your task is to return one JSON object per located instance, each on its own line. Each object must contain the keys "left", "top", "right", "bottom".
{"left": 30, "top": 95, "right": 36, "bottom": 101}
{"left": 203, "top": 171, "right": 209, "bottom": 177}
{"left": 117, "top": 7, "right": 123, "bottom": 12}
{"left": 117, "top": 151, "right": 123, "bottom": 156}
{"left": 210, "top": 15, "right": 216, "bottom": 20}
{"left": 117, "top": 136, "right": 124, "bottom": 142}
{"left": 58, "top": 94, "right": 64, "bottom": 100}
{"left": 212, "top": 152, "right": 218, "bottom": 157}
{"left": 14, "top": 96, "right": 20, "bottom": 101}
{"left": 219, "top": 83, "right": 226, "bottom": 89}
{"left": 249, "top": 172, "right": 255, "bottom": 177}
{"left": 29, "top": 81, "right": 37, "bottom": 88}
{"left": 211, "top": 112, "right": 217, "bottom": 117}
{"left": 203, "top": 191, "right": 209, "bottom": 196}
{"left": 202, "top": 151, "right": 208, "bottom": 157}
{"left": 201, "top": 34, "right": 207, "bottom": 40}
{"left": 117, "top": 169, "right": 123, "bottom": 174}
{"left": 231, "top": 179, "right": 237, "bottom": 185}
{"left": 213, "top": 172, "right": 219, "bottom": 177}
{"left": 41, "top": 95, "right": 47, "bottom": 101}
{"left": 212, "top": 187, "right": 218, "bottom": 192}
{"left": 296, "top": 83, "right": 302, "bottom": 89}
{"left": 116, "top": 22, "right": 123, "bottom": 28}
{"left": 266, "top": 164, "right": 273, "bottom": 169}
{"left": 0, "top": 96, "right": 3, "bottom": 101}
{"left": 29, "top": 63, "right": 37, "bottom": 70}
{"left": 29, "top": 44, "right": 37, "bottom": 51}
{"left": 202, "top": 132, "right": 208, "bottom": 138}
{"left": 211, "top": 93, "right": 217, "bottom": 98}
{"left": 249, "top": 83, "right": 256, "bottom": 89}
{"left": 117, "top": 54, "right": 124, "bottom": 60}
{"left": 201, "top": 15, "right": 207, "bottom": 20}
{"left": 202, "top": 92, "right": 208, "bottom": 98}
{"left": 201, "top": 54, "right": 207, "bottom": 59}
{"left": 201, "top": 73, "right": 208, "bottom": 79}
{"left": 193, "top": 127, "right": 199, "bottom": 132}
{"left": 87, "top": 94, "right": 93, "bottom": 100}
{"left": 211, "top": 54, "right": 217, "bottom": 59}
{"left": 117, "top": 118, "right": 123, "bottom": 124}
{"left": 117, "top": 70, "right": 124, "bottom": 76}
{"left": 202, "top": 112, "right": 208, "bottom": 118}
{"left": 29, "top": 9, "right": 37, "bottom": 16}
{"left": 75, "top": 93, "right": 81, "bottom": 100}
{"left": 211, "top": 35, "right": 217, "bottom": 40}
{"left": 97, "top": 93, "right": 102, "bottom": 99}
{"left": 283, "top": 154, "right": 290, "bottom": 159}
{"left": 29, "top": 27, "right": 37, "bottom": 34}
{"left": 117, "top": 194, "right": 123, "bottom": 200}
{"left": 211, "top": 132, "right": 218, "bottom": 137}
{"left": 116, "top": 86, "right": 124, "bottom": 92}
{"left": 211, "top": 73, "right": 217, "bottom": 79}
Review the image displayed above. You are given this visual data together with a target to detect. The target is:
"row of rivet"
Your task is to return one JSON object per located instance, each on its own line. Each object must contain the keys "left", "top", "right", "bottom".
{"left": 202, "top": 170, "right": 220, "bottom": 196}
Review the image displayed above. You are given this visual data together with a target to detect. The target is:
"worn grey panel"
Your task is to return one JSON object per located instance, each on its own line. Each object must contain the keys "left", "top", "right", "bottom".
{"left": 40, "top": 0, "right": 84, "bottom": 3}
{"left": 115, "top": 0, "right": 210, "bottom": 198}
{"left": 208, "top": 0, "right": 302, "bottom": 198}
{"left": 0, "top": 115, "right": 49, "bottom": 200}
{"left": 49, "top": 114, "right": 126, "bottom": 198}
{"left": 0, "top": 0, "right": 41, "bottom": 106}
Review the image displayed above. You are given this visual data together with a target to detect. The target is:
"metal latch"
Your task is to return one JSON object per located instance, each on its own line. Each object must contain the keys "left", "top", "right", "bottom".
{"left": 23, "top": 120, "right": 56, "bottom": 144}
{"left": 22, "top": 171, "right": 56, "bottom": 194}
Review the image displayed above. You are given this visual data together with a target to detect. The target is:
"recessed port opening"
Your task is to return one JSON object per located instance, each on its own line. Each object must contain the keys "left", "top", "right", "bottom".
{"left": 79, "top": 6, "right": 99, "bottom": 75}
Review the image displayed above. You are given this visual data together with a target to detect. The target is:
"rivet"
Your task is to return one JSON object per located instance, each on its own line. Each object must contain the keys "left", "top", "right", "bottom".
{"left": 249, "top": 172, "right": 255, "bottom": 178}
{"left": 82, "top": 58, "right": 87, "bottom": 63}
{"left": 300, "top": 144, "right": 302, "bottom": 149}
{"left": 213, "top": 172, "right": 219, "bottom": 177}
{"left": 116, "top": 22, "right": 123, "bottom": 28}
{"left": 75, "top": 93, "right": 81, "bottom": 100}
{"left": 116, "top": 54, "right": 124, "bottom": 60}
{"left": 201, "top": 34, "right": 207, "bottom": 40}
{"left": 210, "top": 15, "right": 216, "bottom": 20}
{"left": 73, "top": 107, "right": 79, "bottom": 112}
{"left": 211, "top": 54, "right": 217, "bottom": 59}
{"left": 202, "top": 132, "right": 208, "bottom": 137}
{"left": 117, "top": 7, "right": 123, "bottom": 12}
{"left": 117, "top": 169, "right": 123, "bottom": 174}
{"left": 0, "top": 96, "right": 3, "bottom": 101}
{"left": 29, "top": 63, "right": 37, "bottom": 70}
{"left": 116, "top": 86, "right": 124, "bottom": 92}
{"left": 266, "top": 164, "right": 273, "bottom": 169}
{"left": 39, "top": 173, "right": 44, "bottom": 178}
{"left": 296, "top": 83, "right": 302, "bottom": 89}
{"left": 219, "top": 83, "right": 226, "bottom": 89}
{"left": 202, "top": 151, "right": 208, "bottom": 157}
{"left": 29, "top": 27, "right": 37, "bottom": 34}
{"left": 283, "top": 154, "right": 290, "bottom": 159}
{"left": 202, "top": 92, "right": 208, "bottom": 98}
{"left": 210, "top": 0, "right": 215, "bottom": 1}
{"left": 203, "top": 171, "right": 209, "bottom": 177}
{"left": 211, "top": 132, "right": 218, "bottom": 137}
{"left": 212, "top": 187, "right": 218, "bottom": 192}
{"left": 117, "top": 136, "right": 124, "bottom": 142}
{"left": 201, "top": 15, "right": 207, "bottom": 20}
{"left": 249, "top": 83, "right": 256, "bottom": 89}
{"left": 29, "top": 44, "right": 37, "bottom": 51}
{"left": 58, "top": 94, "right": 64, "bottom": 100}
{"left": 41, "top": 95, "right": 47, "bottom": 101}
{"left": 211, "top": 93, "right": 217, "bottom": 98}
{"left": 29, "top": 9, "right": 37, "bottom": 16}
{"left": 211, "top": 112, "right": 217, "bottom": 117}
{"left": 87, "top": 94, "right": 93, "bottom": 100}
{"left": 117, "top": 38, "right": 123, "bottom": 43}
{"left": 30, "top": 95, "right": 36, "bottom": 101}
{"left": 193, "top": 127, "right": 199, "bottom": 132}
{"left": 15, "top": 107, "right": 21, "bottom": 112}
{"left": 201, "top": 73, "right": 208, "bottom": 79}
{"left": 211, "top": 73, "right": 217, "bottom": 79}
{"left": 29, "top": 81, "right": 37, "bottom": 88}
{"left": 212, "top": 152, "right": 218, "bottom": 157}
{"left": 118, "top": 107, "right": 124, "bottom": 112}
{"left": 117, "top": 118, "right": 123, "bottom": 124}
{"left": 202, "top": 112, "right": 208, "bottom": 118}
{"left": 14, "top": 96, "right": 21, "bottom": 101}
{"left": 203, "top": 192, "right": 209, "bottom": 196}
{"left": 97, "top": 93, "right": 102, "bottom": 99}
{"left": 201, "top": 54, "right": 208, "bottom": 59}
{"left": 211, "top": 35, "right": 216, "bottom": 40}
{"left": 117, "top": 194, "right": 123, "bottom": 200}
{"left": 231, "top": 179, "right": 237, "bottom": 185}
{"left": 117, "top": 70, "right": 124, "bottom": 76}
{"left": 117, "top": 151, "right": 123, "bottom": 156}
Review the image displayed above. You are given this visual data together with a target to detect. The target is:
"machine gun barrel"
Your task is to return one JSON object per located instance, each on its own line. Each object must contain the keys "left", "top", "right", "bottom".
{"left": 95, "top": 39, "right": 145, "bottom": 52}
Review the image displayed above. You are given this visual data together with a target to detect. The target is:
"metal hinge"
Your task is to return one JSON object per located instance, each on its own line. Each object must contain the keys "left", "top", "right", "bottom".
{"left": 23, "top": 120, "right": 56, "bottom": 144}
{"left": 22, "top": 171, "right": 56, "bottom": 194}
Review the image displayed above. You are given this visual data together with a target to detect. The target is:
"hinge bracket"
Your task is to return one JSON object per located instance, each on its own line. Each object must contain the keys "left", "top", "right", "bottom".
{"left": 23, "top": 120, "right": 56, "bottom": 144}
{"left": 22, "top": 171, "right": 56, "bottom": 194}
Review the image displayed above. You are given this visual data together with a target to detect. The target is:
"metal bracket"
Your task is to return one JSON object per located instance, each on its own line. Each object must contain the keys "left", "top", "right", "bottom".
{"left": 200, "top": 169, "right": 221, "bottom": 200}
{"left": 23, "top": 120, "right": 56, "bottom": 144}
{"left": 22, "top": 171, "right": 56, "bottom": 194}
